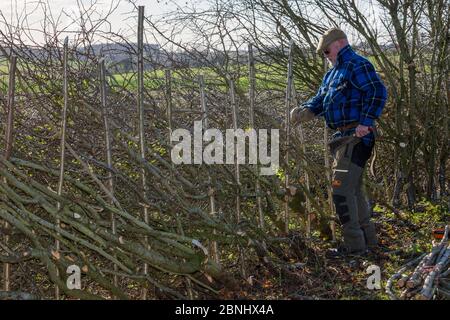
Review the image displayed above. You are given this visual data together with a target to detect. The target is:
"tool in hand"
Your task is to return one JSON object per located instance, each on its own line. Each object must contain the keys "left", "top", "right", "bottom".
{"left": 327, "top": 127, "right": 375, "bottom": 152}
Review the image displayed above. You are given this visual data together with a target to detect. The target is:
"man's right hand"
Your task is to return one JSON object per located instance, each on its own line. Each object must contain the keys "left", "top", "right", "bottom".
{"left": 290, "top": 106, "right": 315, "bottom": 126}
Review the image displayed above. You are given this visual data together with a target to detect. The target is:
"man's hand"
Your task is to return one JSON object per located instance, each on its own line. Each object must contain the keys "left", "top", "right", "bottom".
{"left": 290, "top": 107, "right": 301, "bottom": 125}
{"left": 290, "top": 106, "right": 315, "bottom": 126}
{"left": 355, "top": 124, "right": 371, "bottom": 137}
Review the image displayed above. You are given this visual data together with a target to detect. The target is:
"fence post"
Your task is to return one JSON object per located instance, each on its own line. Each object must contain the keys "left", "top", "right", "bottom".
{"left": 291, "top": 85, "right": 312, "bottom": 237}
{"left": 99, "top": 57, "right": 119, "bottom": 293}
{"left": 2, "top": 54, "right": 17, "bottom": 292}
{"left": 199, "top": 74, "right": 219, "bottom": 264}
{"left": 228, "top": 76, "right": 246, "bottom": 279}
{"left": 55, "top": 37, "right": 69, "bottom": 299}
{"left": 322, "top": 59, "right": 336, "bottom": 241}
{"left": 284, "top": 40, "right": 294, "bottom": 234}
{"left": 248, "top": 43, "right": 264, "bottom": 230}
{"left": 136, "top": 5, "right": 150, "bottom": 300}
{"left": 165, "top": 69, "right": 194, "bottom": 299}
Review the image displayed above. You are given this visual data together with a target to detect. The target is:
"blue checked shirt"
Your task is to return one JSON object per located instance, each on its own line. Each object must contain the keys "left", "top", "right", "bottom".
{"left": 302, "top": 45, "right": 387, "bottom": 145}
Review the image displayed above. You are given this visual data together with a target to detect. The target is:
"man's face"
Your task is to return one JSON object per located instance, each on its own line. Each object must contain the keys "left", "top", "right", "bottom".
{"left": 323, "top": 40, "right": 342, "bottom": 66}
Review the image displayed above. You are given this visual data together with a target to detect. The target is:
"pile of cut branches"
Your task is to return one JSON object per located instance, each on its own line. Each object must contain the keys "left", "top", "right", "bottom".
{"left": 386, "top": 225, "right": 450, "bottom": 300}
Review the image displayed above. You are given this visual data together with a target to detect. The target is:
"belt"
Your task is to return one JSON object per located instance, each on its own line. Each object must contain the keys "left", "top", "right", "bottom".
{"left": 336, "top": 122, "right": 359, "bottom": 132}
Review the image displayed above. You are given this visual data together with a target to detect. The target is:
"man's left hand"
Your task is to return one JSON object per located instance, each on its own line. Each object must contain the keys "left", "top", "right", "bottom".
{"left": 355, "top": 125, "right": 371, "bottom": 137}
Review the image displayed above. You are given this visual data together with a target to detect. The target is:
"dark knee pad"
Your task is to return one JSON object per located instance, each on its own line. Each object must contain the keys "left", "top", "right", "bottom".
{"left": 332, "top": 194, "right": 350, "bottom": 224}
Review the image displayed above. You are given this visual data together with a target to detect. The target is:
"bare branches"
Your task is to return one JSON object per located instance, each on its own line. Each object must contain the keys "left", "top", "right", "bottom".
{"left": 0, "top": 0, "right": 447, "bottom": 299}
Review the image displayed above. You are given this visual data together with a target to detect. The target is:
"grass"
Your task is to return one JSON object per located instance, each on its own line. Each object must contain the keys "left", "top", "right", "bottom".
{"left": 108, "top": 63, "right": 291, "bottom": 92}
{"left": 0, "top": 56, "right": 301, "bottom": 93}
{"left": 2, "top": 50, "right": 416, "bottom": 95}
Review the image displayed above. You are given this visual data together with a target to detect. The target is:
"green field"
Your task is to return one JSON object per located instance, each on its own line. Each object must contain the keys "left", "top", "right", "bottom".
{"left": 0, "top": 56, "right": 306, "bottom": 93}
{"left": 109, "top": 63, "right": 292, "bottom": 92}
{"left": 0, "top": 53, "right": 402, "bottom": 95}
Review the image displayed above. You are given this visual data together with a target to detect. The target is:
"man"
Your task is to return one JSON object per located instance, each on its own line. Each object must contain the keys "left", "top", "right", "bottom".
{"left": 290, "top": 28, "right": 387, "bottom": 258}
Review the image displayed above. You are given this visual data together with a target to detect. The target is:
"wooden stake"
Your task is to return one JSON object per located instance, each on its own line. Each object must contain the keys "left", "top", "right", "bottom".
{"left": 99, "top": 57, "right": 118, "bottom": 293}
{"left": 137, "top": 6, "right": 150, "bottom": 300}
{"left": 2, "top": 54, "right": 17, "bottom": 292}
{"left": 199, "top": 74, "right": 219, "bottom": 263}
{"left": 322, "top": 59, "right": 336, "bottom": 241}
{"left": 248, "top": 44, "right": 255, "bottom": 128}
{"left": 228, "top": 77, "right": 246, "bottom": 279}
{"left": 55, "top": 37, "right": 69, "bottom": 299}
{"left": 199, "top": 74, "right": 208, "bottom": 130}
{"left": 291, "top": 85, "right": 312, "bottom": 237}
{"left": 229, "top": 78, "right": 241, "bottom": 224}
{"left": 165, "top": 69, "right": 194, "bottom": 299}
{"left": 248, "top": 44, "right": 264, "bottom": 230}
{"left": 284, "top": 40, "right": 294, "bottom": 234}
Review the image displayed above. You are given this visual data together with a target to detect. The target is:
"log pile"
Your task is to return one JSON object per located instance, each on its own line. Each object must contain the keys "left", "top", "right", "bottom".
{"left": 386, "top": 225, "right": 450, "bottom": 300}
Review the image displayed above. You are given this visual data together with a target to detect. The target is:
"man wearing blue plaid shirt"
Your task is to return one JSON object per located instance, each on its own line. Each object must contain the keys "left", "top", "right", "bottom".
{"left": 290, "top": 28, "right": 387, "bottom": 258}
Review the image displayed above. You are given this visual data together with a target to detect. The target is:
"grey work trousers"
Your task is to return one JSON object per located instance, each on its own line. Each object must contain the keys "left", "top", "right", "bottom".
{"left": 331, "top": 139, "right": 377, "bottom": 252}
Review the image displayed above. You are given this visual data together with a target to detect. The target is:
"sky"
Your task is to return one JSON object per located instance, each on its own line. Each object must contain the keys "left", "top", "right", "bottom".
{"left": 0, "top": 0, "right": 198, "bottom": 45}
{"left": 0, "top": 0, "right": 390, "bottom": 48}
